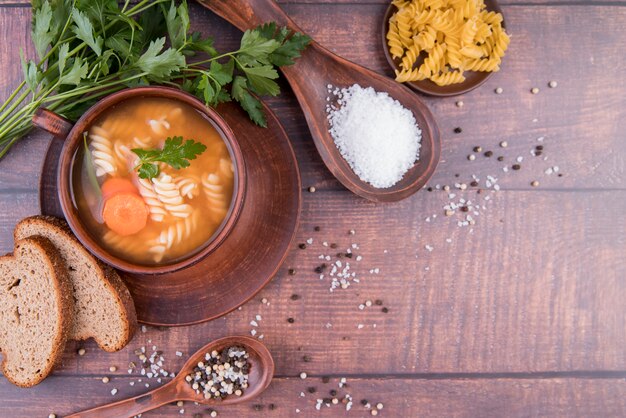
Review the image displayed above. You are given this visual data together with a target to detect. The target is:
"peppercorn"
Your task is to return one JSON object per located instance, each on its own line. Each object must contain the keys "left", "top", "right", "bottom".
{"left": 453, "top": 127, "right": 462, "bottom": 134}
{"left": 288, "top": 268, "right": 296, "bottom": 275}
{"left": 290, "top": 294, "right": 300, "bottom": 300}
{"left": 382, "top": 307, "right": 389, "bottom": 313}
{"left": 287, "top": 318, "right": 295, "bottom": 323}
{"left": 307, "top": 387, "right": 317, "bottom": 393}
{"left": 512, "top": 164, "right": 521, "bottom": 170}
{"left": 484, "top": 151, "right": 493, "bottom": 157}
{"left": 298, "top": 243, "right": 306, "bottom": 250}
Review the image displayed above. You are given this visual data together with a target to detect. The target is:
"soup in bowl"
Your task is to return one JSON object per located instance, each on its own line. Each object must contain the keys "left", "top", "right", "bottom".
{"left": 47, "top": 87, "right": 245, "bottom": 274}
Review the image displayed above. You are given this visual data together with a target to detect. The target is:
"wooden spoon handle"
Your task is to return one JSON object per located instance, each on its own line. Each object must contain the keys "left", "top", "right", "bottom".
{"left": 65, "top": 382, "right": 177, "bottom": 418}
{"left": 199, "top": 0, "right": 303, "bottom": 33}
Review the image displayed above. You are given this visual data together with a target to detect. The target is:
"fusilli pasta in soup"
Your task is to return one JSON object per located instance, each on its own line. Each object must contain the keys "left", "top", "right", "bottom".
{"left": 71, "top": 97, "right": 236, "bottom": 265}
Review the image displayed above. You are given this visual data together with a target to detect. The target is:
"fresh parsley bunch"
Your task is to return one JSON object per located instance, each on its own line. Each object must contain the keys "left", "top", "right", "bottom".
{"left": 0, "top": 0, "right": 310, "bottom": 159}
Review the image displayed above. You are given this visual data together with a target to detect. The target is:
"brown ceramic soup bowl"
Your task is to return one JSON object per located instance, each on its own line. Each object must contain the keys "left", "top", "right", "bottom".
{"left": 32, "top": 87, "right": 246, "bottom": 275}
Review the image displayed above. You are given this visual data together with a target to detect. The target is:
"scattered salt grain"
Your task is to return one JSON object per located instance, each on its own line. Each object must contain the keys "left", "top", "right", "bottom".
{"left": 326, "top": 84, "right": 421, "bottom": 188}
{"left": 111, "top": 388, "right": 118, "bottom": 396}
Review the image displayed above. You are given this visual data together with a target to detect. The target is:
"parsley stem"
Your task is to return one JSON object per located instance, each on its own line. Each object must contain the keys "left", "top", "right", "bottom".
{"left": 0, "top": 81, "right": 26, "bottom": 115}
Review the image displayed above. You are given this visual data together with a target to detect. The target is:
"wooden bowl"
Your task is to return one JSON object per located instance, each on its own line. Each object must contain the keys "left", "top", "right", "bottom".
{"left": 381, "top": 0, "right": 506, "bottom": 97}
{"left": 38, "top": 98, "right": 302, "bottom": 325}
{"left": 34, "top": 87, "right": 246, "bottom": 275}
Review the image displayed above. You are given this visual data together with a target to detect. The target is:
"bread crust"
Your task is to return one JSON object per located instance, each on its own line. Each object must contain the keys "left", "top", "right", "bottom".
{"left": 14, "top": 216, "right": 138, "bottom": 352}
{"left": 0, "top": 236, "right": 75, "bottom": 388}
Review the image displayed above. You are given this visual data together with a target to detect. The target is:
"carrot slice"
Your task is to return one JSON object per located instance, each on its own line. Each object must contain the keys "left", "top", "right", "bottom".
{"left": 101, "top": 177, "right": 139, "bottom": 200}
{"left": 102, "top": 192, "right": 149, "bottom": 236}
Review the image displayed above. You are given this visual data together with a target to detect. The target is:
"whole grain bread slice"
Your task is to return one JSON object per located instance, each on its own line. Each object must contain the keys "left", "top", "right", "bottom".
{"left": 0, "top": 236, "right": 74, "bottom": 387}
{"left": 14, "top": 216, "right": 137, "bottom": 352}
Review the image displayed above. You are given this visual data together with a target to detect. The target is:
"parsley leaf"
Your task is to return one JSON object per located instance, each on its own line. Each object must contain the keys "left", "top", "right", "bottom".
{"left": 59, "top": 57, "right": 89, "bottom": 85}
{"left": 164, "top": 0, "right": 189, "bottom": 50}
{"left": 20, "top": 50, "right": 40, "bottom": 93}
{"left": 135, "top": 38, "right": 186, "bottom": 79}
{"left": 232, "top": 76, "right": 266, "bottom": 127}
{"left": 72, "top": 8, "right": 103, "bottom": 56}
{"left": 32, "top": 0, "right": 54, "bottom": 60}
{"left": 132, "top": 137, "right": 207, "bottom": 179}
{"left": 242, "top": 65, "right": 280, "bottom": 96}
{"left": 270, "top": 32, "right": 311, "bottom": 66}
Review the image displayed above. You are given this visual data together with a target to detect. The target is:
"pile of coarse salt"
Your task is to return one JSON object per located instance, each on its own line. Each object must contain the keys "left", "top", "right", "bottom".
{"left": 326, "top": 84, "right": 421, "bottom": 188}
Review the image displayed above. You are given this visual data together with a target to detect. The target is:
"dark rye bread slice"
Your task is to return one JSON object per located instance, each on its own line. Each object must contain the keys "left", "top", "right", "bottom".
{"left": 14, "top": 216, "right": 137, "bottom": 352}
{"left": 0, "top": 236, "right": 74, "bottom": 388}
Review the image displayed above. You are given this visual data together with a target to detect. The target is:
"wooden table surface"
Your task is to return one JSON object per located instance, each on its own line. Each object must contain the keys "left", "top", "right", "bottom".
{"left": 1, "top": 0, "right": 625, "bottom": 417}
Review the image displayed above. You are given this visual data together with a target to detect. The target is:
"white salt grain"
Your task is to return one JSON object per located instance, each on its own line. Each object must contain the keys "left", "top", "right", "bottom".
{"left": 327, "top": 84, "right": 421, "bottom": 188}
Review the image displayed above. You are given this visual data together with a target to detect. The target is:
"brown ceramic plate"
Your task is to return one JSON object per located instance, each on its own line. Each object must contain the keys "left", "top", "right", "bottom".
{"left": 40, "top": 100, "right": 301, "bottom": 326}
{"left": 381, "top": 0, "right": 506, "bottom": 97}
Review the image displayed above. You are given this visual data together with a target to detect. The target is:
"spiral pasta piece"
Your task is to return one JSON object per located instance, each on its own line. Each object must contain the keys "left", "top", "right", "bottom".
{"left": 395, "top": 67, "right": 427, "bottom": 83}
{"left": 401, "top": 42, "right": 422, "bottom": 70}
{"left": 419, "top": 43, "right": 447, "bottom": 77}
{"left": 89, "top": 126, "right": 117, "bottom": 177}
{"left": 387, "top": 20, "right": 405, "bottom": 59}
{"left": 103, "top": 230, "right": 146, "bottom": 256}
{"left": 202, "top": 173, "right": 229, "bottom": 219}
{"left": 431, "top": 70, "right": 466, "bottom": 86}
{"left": 148, "top": 210, "right": 199, "bottom": 262}
{"left": 136, "top": 178, "right": 168, "bottom": 222}
{"left": 462, "top": 58, "right": 500, "bottom": 72}
{"left": 152, "top": 173, "right": 193, "bottom": 218}
{"left": 173, "top": 174, "right": 201, "bottom": 199}
{"left": 413, "top": 25, "right": 437, "bottom": 51}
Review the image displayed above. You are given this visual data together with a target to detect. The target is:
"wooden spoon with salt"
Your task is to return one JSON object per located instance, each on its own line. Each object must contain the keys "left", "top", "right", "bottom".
{"left": 66, "top": 336, "right": 274, "bottom": 418}
{"left": 197, "top": 0, "right": 441, "bottom": 202}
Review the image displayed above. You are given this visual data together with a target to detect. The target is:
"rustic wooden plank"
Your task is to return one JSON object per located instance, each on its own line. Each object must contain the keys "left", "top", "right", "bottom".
{"left": 0, "top": 5, "right": 625, "bottom": 193}
{"left": 0, "top": 375, "right": 625, "bottom": 418}
{"left": 2, "top": 189, "right": 621, "bottom": 376}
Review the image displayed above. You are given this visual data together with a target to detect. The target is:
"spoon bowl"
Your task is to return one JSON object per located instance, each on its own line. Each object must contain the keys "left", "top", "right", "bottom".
{"left": 199, "top": 0, "right": 441, "bottom": 202}
{"left": 66, "top": 336, "right": 274, "bottom": 418}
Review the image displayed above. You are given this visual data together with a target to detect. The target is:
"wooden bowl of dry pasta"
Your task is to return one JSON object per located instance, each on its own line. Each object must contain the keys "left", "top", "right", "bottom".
{"left": 382, "top": 0, "right": 509, "bottom": 96}
{"left": 33, "top": 87, "right": 246, "bottom": 275}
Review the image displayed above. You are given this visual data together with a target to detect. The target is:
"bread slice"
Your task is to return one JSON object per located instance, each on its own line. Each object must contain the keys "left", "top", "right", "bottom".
{"left": 14, "top": 216, "right": 137, "bottom": 352}
{"left": 0, "top": 236, "right": 74, "bottom": 387}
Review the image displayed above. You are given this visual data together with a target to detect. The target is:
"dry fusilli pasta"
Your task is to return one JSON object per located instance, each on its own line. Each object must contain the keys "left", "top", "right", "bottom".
{"left": 387, "top": 0, "right": 510, "bottom": 86}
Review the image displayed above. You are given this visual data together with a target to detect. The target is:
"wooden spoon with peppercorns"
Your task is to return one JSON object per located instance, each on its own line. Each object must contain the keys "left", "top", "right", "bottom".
{"left": 66, "top": 336, "right": 274, "bottom": 418}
